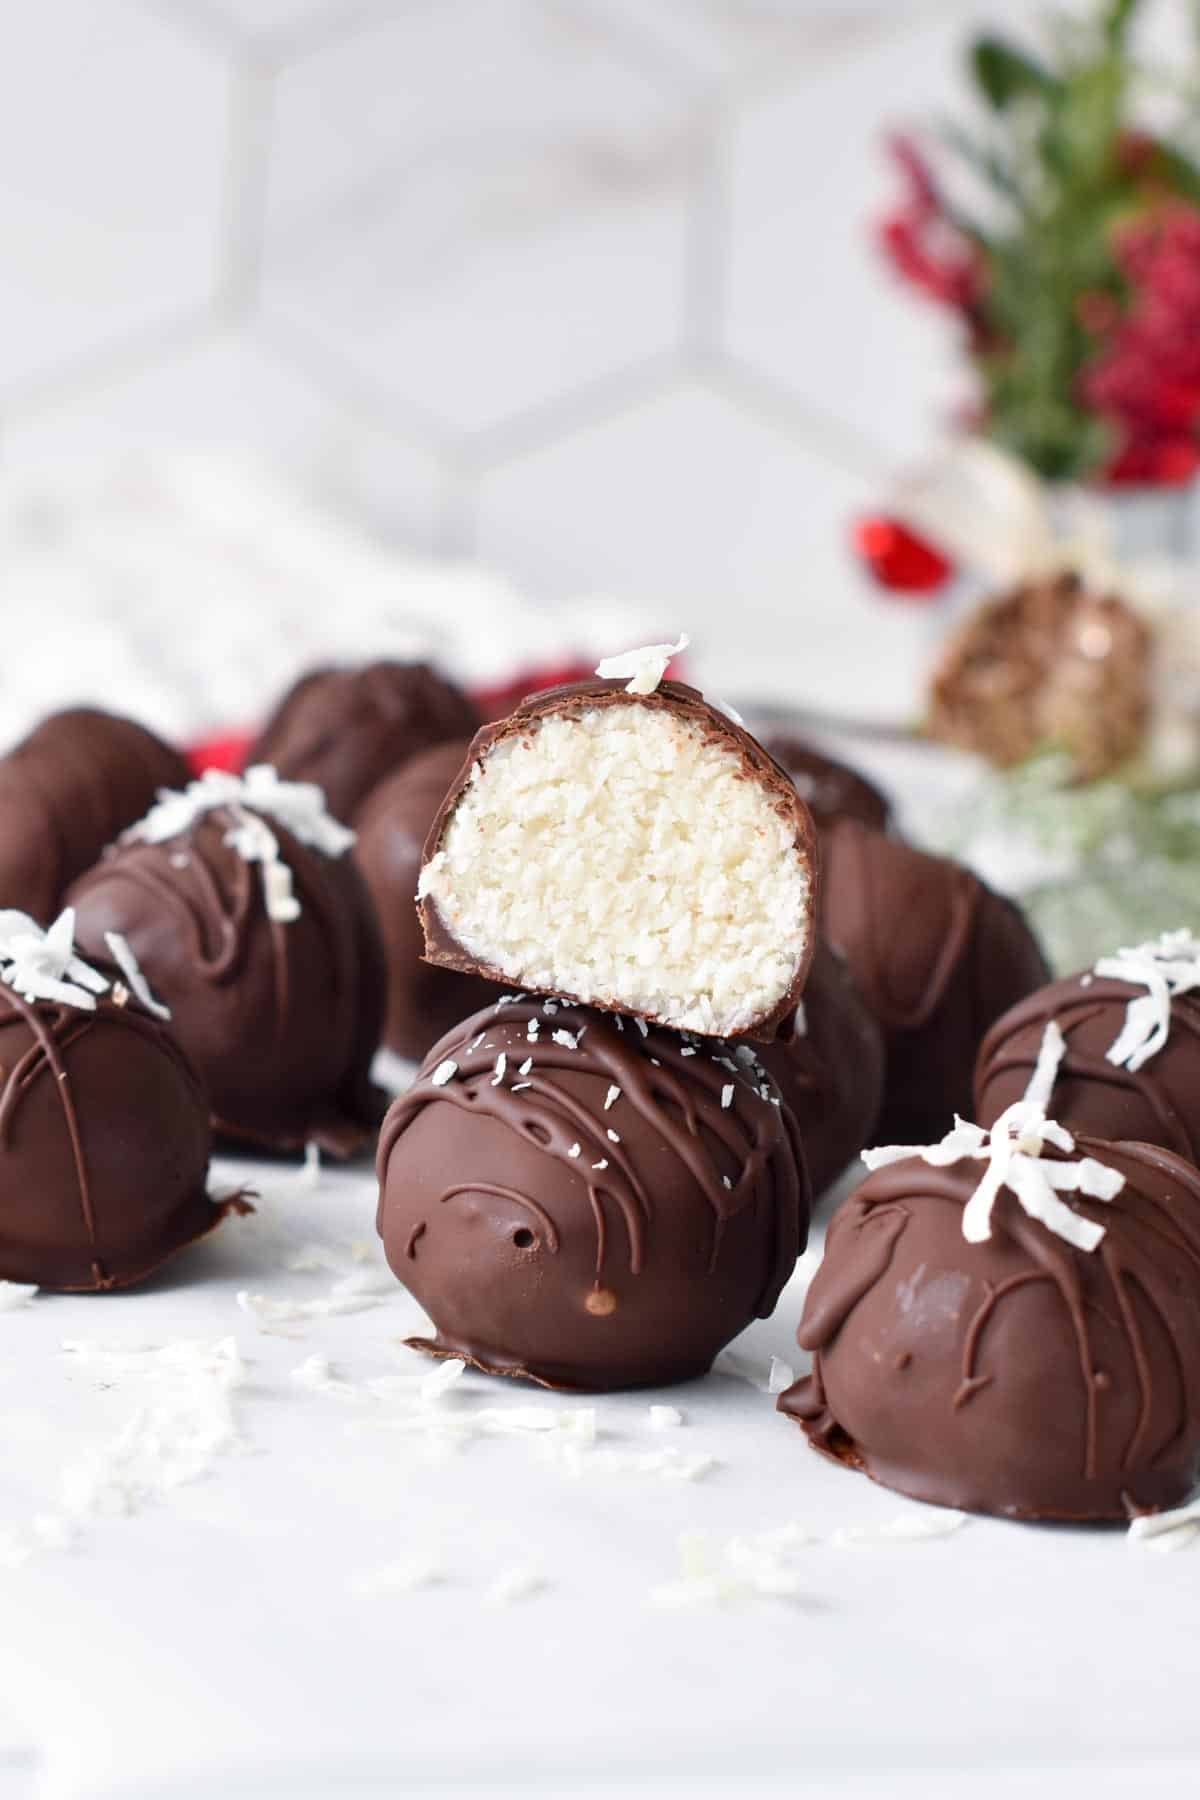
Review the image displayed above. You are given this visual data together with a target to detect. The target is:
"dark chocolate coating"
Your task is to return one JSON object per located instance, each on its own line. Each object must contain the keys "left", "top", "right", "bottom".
{"left": 353, "top": 740, "right": 503, "bottom": 1062}
{"left": 67, "top": 807, "right": 387, "bottom": 1158}
{"left": 245, "top": 661, "right": 480, "bottom": 825}
{"left": 0, "top": 708, "right": 189, "bottom": 922}
{"left": 762, "top": 734, "right": 891, "bottom": 834}
{"left": 975, "top": 974, "right": 1200, "bottom": 1163}
{"left": 0, "top": 982, "right": 234, "bottom": 1290}
{"left": 754, "top": 942, "right": 884, "bottom": 1197}
{"left": 780, "top": 1138, "right": 1200, "bottom": 1520}
{"left": 821, "top": 820, "right": 1049, "bottom": 1143}
{"left": 420, "top": 679, "right": 819, "bottom": 1043}
{"left": 376, "top": 997, "right": 809, "bottom": 1390}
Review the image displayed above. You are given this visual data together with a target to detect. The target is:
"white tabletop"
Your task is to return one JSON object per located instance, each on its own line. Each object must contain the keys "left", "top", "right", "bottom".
{"left": 0, "top": 1147, "right": 1196, "bottom": 1800}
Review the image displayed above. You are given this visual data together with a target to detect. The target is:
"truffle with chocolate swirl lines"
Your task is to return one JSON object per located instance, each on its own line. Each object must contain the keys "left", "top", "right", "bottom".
{"left": 67, "top": 805, "right": 386, "bottom": 1157}
{"left": 376, "top": 998, "right": 809, "bottom": 1391}
{"left": 778, "top": 1138, "right": 1200, "bottom": 1520}
{"left": 821, "top": 819, "right": 1049, "bottom": 1143}
{"left": 975, "top": 968, "right": 1200, "bottom": 1165}
{"left": 0, "top": 981, "right": 238, "bottom": 1291}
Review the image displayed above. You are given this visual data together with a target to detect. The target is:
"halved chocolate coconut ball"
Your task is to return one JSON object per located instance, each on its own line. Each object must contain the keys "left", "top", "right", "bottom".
{"left": 245, "top": 660, "right": 480, "bottom": 825}
{"left": 0, "top": 910, "right": 239, "bottom": 1290}
{"left": 376, "top": 996, "right": 809, "bottom": 1391}
{"left": 418, "top": 679, "right": 817, "bottom": 1041}
{"left": 67, "top": 766, "right": 386, "bottom": 1158}
{"left": 0, "top": 707, "right": 189, "bottom": 924}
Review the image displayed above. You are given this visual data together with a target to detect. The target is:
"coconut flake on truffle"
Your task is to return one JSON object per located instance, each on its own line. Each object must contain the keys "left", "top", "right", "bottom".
{"left": 594, "top": 633, "right": 689, "bottom": 695}
{"left": 1094, "top": 929, "right": 1200, "bottom": 1073}
{"left": 126, "top": 764, "right": 354, "bottom": 926}
{"left": 418, "top": 699, "right": 810, "bottom": 1036}
{"left": 862, "top": 1023, "right": 1123, "bottom": 1252}
{"left": 0, "top": 909, "right": 111, "bottom": 1011}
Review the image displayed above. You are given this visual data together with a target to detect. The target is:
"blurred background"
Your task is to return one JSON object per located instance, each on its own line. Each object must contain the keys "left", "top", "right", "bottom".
{"left": 0, "top": 0, "right": 1195, "bottom": 742}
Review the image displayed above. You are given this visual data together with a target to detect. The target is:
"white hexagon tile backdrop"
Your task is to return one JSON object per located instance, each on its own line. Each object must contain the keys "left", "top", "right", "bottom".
{"left": 0, "top": 0, "right": 1058, "bottom": 727}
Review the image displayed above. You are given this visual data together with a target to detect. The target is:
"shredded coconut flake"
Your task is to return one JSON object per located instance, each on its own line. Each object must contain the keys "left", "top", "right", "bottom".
{"left": 431, "top": 1059, "right": 458, "bottom": 1087}
{"left": 604, "top": 1086, "right": 621, "bottom": 1110}
{"left": 1128, "top": 1498, "right": 1200, "bottom": 1550}
{"left": 0, "top": 1281, "right": 38, "bottom": 1310}
{"left": 491, "top": 1053, "right": 507, "bottom": 1086}
{"left": 483, "top": 1562, "right": 547, "bottom": 1608}
{"left": 721, "top": 1084, "right": 735, "bottom": 1110}
{"left": 862, "top": 1023, "right": 1121, "bottom": 1251}
{"left": 552, "top": 1029, "right": 578, "bottom": 1050}
{"left": 0, "top": 908, "right": 111, "bottom": 1011}
{"left": 567, "top": 1143, "right": 581, "bottom": 1159}
{"left": 1095, "top": 929, "right": 1200, "bottom": 1072}
{"left": 595, "top": 633, "right": 689, "bottom": 695}
{"left": 648, "top": 1405, "right": 684, "bottom": 1430}
{"left": 102, "top": 931, "right": 171, "bottom": 1019}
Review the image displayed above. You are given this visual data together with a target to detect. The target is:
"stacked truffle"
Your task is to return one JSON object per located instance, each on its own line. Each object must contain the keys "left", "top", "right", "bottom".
{"left": 778, "top": 929, "right": 1200, "bottom": 1521}
{"left": 377, "top": 651, "right": 827, "bottom": 1388}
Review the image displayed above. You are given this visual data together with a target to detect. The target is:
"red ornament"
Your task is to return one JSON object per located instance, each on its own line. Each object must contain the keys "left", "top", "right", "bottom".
{"left": 851, "top": 515, "right": 953, "bottom": 596}
{"left": 185, "top": 728, "right": 253, "bottom": 776}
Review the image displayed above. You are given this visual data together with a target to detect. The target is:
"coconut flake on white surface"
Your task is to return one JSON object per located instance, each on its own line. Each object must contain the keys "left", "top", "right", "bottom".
{"left": 650, "top": 1525, "right": 811, "bottom": 1610}
{"left": 863, "top": 1023, "right": 1122, "bottom": 1251}
{"left": 58, "top": 1336, "right": 246, "bottom": 1518}
{"left": 1095, "top": 929, "right": 1200, "bottom": 1072}
{"left": 482, "top": 1562, "right": 548, "bottom": 1609}
{"left": 767, "top": 1357, "right": 795, "bottom": 1395}
{"left": 1128, "top": 1498, "right": 1200, "bottom": 1551}
{"left": 235, "top": 1289, "right": 383, "bottom": 1336}
{"left": 829, "top": 1512, "right": 968, "bottom": 1548}
{"left": 0, "top": 1281, "right": 38, "bottom": 1310}
{"left": 419, "top": 1359, "right": 467, "bottom": 1404}
{"left": 647, "top": 1405, "right": 684, "bottom": 1431}
{"left": 354, "top": 1553, "right": 444, "bottom": 1595}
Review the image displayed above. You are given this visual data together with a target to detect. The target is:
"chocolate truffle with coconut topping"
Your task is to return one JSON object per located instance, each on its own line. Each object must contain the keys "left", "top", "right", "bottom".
{"left": 779, "top": 1031, "right": 1200, "bottom": 1519}
{"left": 353, "top": 739, "right": 503, "bottom": 1062}
{"left": 377, "top": 996, "right": 809, "bottom": 1391}
{"left": 66, "top": 766, "right": 387, "bottom": 1157}
{"left": 245, "top": 660, "right": 480, "bottom": 824}
{"left": 974, "top": 931, "right": 1200, "bottom": 1163}
{"left": 821, "top": 819, "right": 1049, "bottom": 1141}
{"left": 418, "top": 672, "right": 818, "bottom": 1041}
{"left": 0, "top": 706, "right": 189, "bottom": 923}
{"left": 754, "top": 943, "right": 885, "bottom": 1197}
{"left": 0, "top": 910, "right": 239, "bottom": 1290}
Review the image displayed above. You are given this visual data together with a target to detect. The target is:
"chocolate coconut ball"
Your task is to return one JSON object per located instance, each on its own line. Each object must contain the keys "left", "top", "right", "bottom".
{"left": 353, "top": 740, "right": 502, "bottom": 1063}
{"left": 763, "top": 734, "right": 891, "bottom": 834}
{"left": 376, "top": 997, "right": 808, "bottom": 1391}
{"left": 780, "top": 1135, "right": 1200, "bottom": 1521}
{"left": 975, "top": 937, "right": 1200, "bottom": 1163}
{"left": 418, "top": 679, "right": 818, "bottom": 1041}
{"left": 245, "top": 660, "right": 480, "bottom": 825}
{"left": 821, "top": 819, "right": 1049, "bottom": 1142}
{"left": 0, "top": 707, "right": 189, "bottom": 923}
{"left": 754, "top": 942, "right": 884, "bottom": 1197}
{"left": 67, "top": 768, "right": 386, "bottom": 1157}
{"left": 0, "top": 912, "right": 234, "bottom": 1290}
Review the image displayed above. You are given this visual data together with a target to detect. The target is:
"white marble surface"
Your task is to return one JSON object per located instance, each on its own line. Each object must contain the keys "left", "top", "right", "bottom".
{"left": 0, "top": 0, "right": 1022, "bottom": 722}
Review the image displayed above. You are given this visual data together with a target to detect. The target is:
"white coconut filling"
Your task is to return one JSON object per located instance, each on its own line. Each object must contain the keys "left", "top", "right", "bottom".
{"left": 419, "top": 704, "right": 810, "bottom": 1034}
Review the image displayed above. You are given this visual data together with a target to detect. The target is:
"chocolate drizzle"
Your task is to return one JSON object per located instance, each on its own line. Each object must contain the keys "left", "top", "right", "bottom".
{"left": 379, "top": 999, "right": 801, "bottom": 1301}
{"left": 376, "top": 997, "right": 808, "bottom": 1391}
{"left": 782, "top": 1139, "right": 1200, "bottom": 1520}
{"left": 975, "top": 976, "right": 1200, "bottom": 1164}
